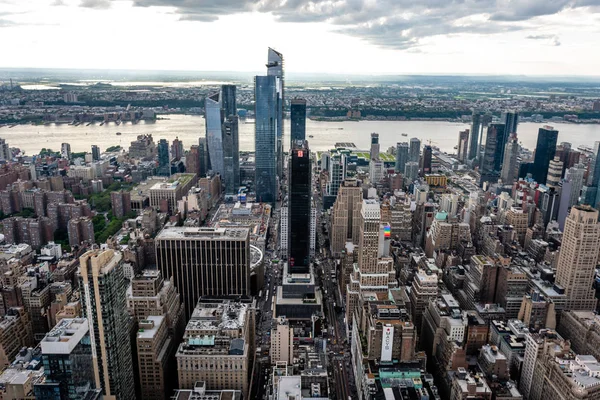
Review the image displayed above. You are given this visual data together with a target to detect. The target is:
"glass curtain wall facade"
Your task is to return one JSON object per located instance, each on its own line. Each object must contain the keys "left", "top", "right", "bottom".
{"left": 254, "top": 75, "right": 278, "bottom": 203}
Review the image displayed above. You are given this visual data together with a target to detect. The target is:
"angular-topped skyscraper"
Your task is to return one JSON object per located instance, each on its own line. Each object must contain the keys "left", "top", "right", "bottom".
{"left": 290, "top": 98, "right": 307, "bottom": 145}
{"left": 267, "top": 48, "right": 284, "bottom": 179}
{"left": 288, "top": 142, "right": 312, "bottom": 273}
{"left": 221, "top": 84, "right": 237, "bottom": 119}
{"left": 503, "top": 111, "right": 519, "bottom": 134}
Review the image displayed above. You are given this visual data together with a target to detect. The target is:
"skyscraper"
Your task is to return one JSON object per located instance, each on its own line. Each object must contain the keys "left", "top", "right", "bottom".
{"left": 468, "top": 111, "right": 482, "bottom": 160}
{"left": 91, "top": 145, "right": 100, "bottom": 161}
{"left": 421, "top": 145, "right": 432, "bottom": 176}
{"left": 502, "top": 111, "right": 519, "bottom": 134}
{"left": 346, "top": 200, "right": 396, "bottom": 323}
{"left": 555, "top": 206, "right": 600, "bottom": 311}
{"left": 491, "top": 123, "right": 507, "bottom": 172}
{"left": 370, "top": 133, "right": 380, "bottom": 161}
{"left": 254, "top": 75, "right": 278, "bottom": 203}
{"left": 532, "top": 126, "right": 559, "bottom": 185}
{"left": 171, "top": 137, "right": 183, "bottom": 160}
{"left": 186, "top": 145, "right": 200, "bottom": 177}
{"left": 223, "top": 115, "right": 240, "bottom": 194}
{"left": 220, "top": 84, "right": 237, "bottom": 119}
{"left": 546, "top": 156, "right": 564, "bottom": 188}
{"left": 409, "top": 137, "right": 421, "bottom": 163}
{"left": 198, "top": 137, "right": 209, "bottom": 178}
{"left": 330, "top": 179, "right": 363, "bottom": 256}
{"left": 395, "top": 142, "right": 409, "bottom": 173}
{"left": 456, "top": 129, "right": 470, "bottom": 163}
{"left": 582, "top": 142, "right": 600, "bottom": 209}
{"left": 267, "top": 48, "right": 284, "bottom": 179}
{"left": 157, "top": 139, "right": 170, "bottom": 176}
{"left": 205, "top": 92, "right": 224, "bottom": 177}
{"left": 61, "top": 143, "right": 71, "bottom": 160}
{"left": 290, "top": 98, "right": 307, "bottom": 144}
{"left": 155, "top": 226, "right": 250, "bottom": 319}
{"left": 79, "top": 249, "right": 136, "bottom": 400}
{"left": 288, "top": 143, "right": 311, "bottom": 273}
{"left": 500, "top": 133, "right": 519, "bottom": 183}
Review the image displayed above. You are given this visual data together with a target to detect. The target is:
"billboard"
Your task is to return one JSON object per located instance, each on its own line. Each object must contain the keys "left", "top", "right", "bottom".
{"left": 381, "top": 325, "right": 394, "bottom": 362}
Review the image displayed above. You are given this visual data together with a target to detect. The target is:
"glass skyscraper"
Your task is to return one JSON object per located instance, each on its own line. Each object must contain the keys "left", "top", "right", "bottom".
{"left": 267, "top": 48, "right": 284, "bottom": 178}
{"left": 255, "top": 75, "right": 279, "bottom": 203}
{"left": 395, "top": 142, "right": 409, "bottom": 173}
{"left": 290, "top": 98, "right": 307, "bottom": 145}
{"left": 157, "top": 138, "right": 170, "bottom": 176}
{"left": 532, "top": 126, "right": 559, "bottom": 184}
{"left": 205, "top": 92, "right": 224, "bottom": 178}
{"left": 223, "top": 115, "right": 240, "bottom": 194}
{"left": 288, "top": 143, "right": 311, "bottom": 273}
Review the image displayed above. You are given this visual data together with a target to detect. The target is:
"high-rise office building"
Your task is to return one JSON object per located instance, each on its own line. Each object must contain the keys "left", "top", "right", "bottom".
{"left": 502, "top": 111, "right": 519, "bottom": 134}
{"left": 370, "top": 133, "right": 380, "bottom": 161}
{"left": 582, "top": 142, "right": 600, "bottom": 209}
{"left": 254, "top": 74, "right": 279, "bottom": 203}
{"left": 395, "top": 142, "right": 409, "bottom": 173}
{"left": 555, "top": 206, "right": 600, "bottom": 311}
{"left": 491, "top": 123, "right": 507, "bottom": 172}
{"left": 35, "top": 318, "right": 96, "bottom": 399}
{"left": 288, "top": 143, "right": 312, "bottom": 273}
{"left": 157, "top": 139, "right": 170, "bottom": 176}
{"left": 271, "top": 316, "right": 293, "bottom": 365}
{"left": 61, "top": 143, "right": 71, "bottom": 160}
{"left": 564, "top": 164, "right": 586, "bottom": 207}
{"left": 421, "top": 145, "right": 432, "bottom": 176}
{"left": 468, "top": 111, "right": 482, "bottom": 160}
{"left": 330, "top": 179, "right": 363, "bottom": 256}
{"left": 409, "top": 137, "right": 421, "bottom": 163}
{"left": 198, "top": 137, "right": 209, "bottom": 178}
{"left": 171, "top": 137, "right": 183, "bottom": 160}
{"left": 500, "top": 133, "right": 519, "bottom": 183}
{"left": 404, "top": 162, "right": 419, "bottom": 183}
{"left": 266, "top": 48, "right": 284, "bottom": 179}
{"left": 186, "top": 145, "right": 200, "bottom": 178}
{"left": 345, "top": 200, "right": 396, "bottom": 324}
{"left": 223, "top": 115, "right": 239, "bottom": 194}
{"left": 481, "top": 124, "right": 504, "bottom": 182}
{"left": 136, "top": 316, "right": 172, "bottom": 400}
{"left": 546, "top": 156, "right": 564, "bottom": 188}
{"left": 456, "top": 129, "right": 470, "bottom": 163}
{"left": 324, "top": 153, "right": 347, "bottom": 209}
{"left": 532, "top": 126, "right": 559, "bottom": 184}
{"left": 0, "top": 138, "right": 10, "bottom": 161}
{"left": 155, "top": 227, "right": 250, "bottom": 319}
{"left": 220, "top": 84, "right": 237, "bottom": 119}
{"left": 79, "top": 249, "right": 136, "bottom": 400}
{"left": 290, "top": 98, "right": 307, "bottom": 145}
{"left": 205, "top": 92, "right": 224, "bottom": 177}
{"left": 91, "top": 145, "right": 100, "bottom": 161}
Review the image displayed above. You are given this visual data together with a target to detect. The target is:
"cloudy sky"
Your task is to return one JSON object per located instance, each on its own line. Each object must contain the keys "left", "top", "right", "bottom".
{"left": 1, "top": 0, "right": 600, "bottom": 76}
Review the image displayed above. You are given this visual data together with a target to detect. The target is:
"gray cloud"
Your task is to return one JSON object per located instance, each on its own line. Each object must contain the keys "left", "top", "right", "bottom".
{"left": 526, "top": 34, "right": 562, "bottom": 45}
{"left": 80, "top": 0, "right": 111, "bottom": 9}
{"left": 93, "top": 0, "right": 600, "bottom": 49}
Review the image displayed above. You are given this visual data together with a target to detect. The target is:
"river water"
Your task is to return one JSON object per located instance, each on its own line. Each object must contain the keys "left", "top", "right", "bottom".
{"left": 2, "top": 114, "right": 599, "bottom": 155}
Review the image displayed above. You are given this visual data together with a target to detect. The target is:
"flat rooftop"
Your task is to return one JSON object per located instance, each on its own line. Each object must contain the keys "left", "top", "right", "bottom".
{"left": 156, "top": 226, "right": 249, "bottom": 241}
{"left": 186, "top": 301, "right": 249, "bottom": 332}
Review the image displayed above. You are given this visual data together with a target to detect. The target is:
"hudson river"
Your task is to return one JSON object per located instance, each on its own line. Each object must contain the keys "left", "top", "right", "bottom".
{"left": 2, "top": 114, "right": 599, "bottom": 155}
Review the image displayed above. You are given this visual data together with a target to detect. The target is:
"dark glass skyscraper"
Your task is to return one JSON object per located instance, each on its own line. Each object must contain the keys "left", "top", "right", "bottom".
{"left": 157, "top": 139, "right": 170, "bottom": 176}
{"left": 290, "top": 98, "right": 307, "bottom": 145}
{"left": 468, "top": 111, "right": 482, "bottom": 160}
{"left": 491, "top": 123, "right": 507, "bottom": 172}
{"left": 254, "top": 75, "right": 278, "bottom": 203}
{"left": 395, "top": 142, "right": 409, "bottom": 173}
{"left": 223, "top": 115, "right": 240, "bottom": 194}
{"left": 503, "top": 111, "right": 519, "bottom": 134}
{"left": 288, "top": 143, "right": 311, "bottom": 273}
{"left": 421, "top": 145, "right": 432, "bottom": 176}
{"left": 91, "top": 145, "right": 100, "bottom": 161}
{"left": 532, "top": 126, "right": 559, "bottom": 184}
{"left": 221, "top": 84, "right": 237, "bottom": 119}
